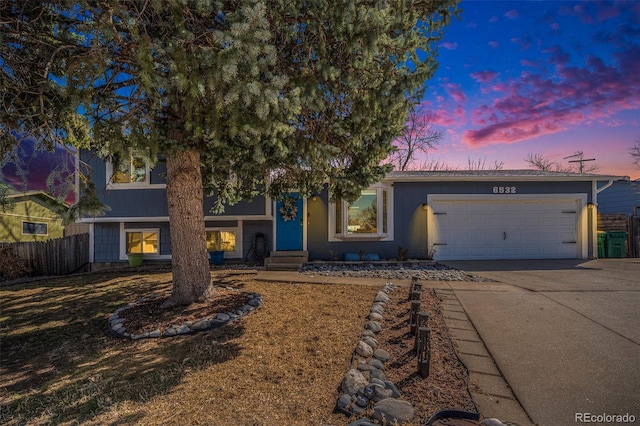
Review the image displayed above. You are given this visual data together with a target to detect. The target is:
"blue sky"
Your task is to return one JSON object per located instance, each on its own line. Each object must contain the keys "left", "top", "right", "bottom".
{"left": 415, "top": 0, "right": 640, "bottom": 178}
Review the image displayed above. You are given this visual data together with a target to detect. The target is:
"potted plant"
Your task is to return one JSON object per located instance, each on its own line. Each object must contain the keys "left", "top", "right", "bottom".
{"left": 127, "top": 252, "right": 144, "bottom": 267}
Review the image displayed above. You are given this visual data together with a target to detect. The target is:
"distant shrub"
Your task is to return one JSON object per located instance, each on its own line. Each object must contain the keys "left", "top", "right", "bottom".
{"left": 0, "top": 247, "right": 31, "bottom": 281}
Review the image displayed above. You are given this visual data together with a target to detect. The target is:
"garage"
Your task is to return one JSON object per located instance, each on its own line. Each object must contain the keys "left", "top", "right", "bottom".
{"left": 428, "top": 195, "right": 587, "bottom": 260}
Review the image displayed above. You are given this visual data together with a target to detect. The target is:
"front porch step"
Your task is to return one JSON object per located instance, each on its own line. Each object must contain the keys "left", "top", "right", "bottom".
{"left": 264, "top": 251, "right": 308, "bottom": 271}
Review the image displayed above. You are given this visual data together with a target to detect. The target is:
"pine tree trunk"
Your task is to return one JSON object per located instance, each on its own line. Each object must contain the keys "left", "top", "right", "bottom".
{"left": 162, "top": 149, "right": 214, "bottom": 307}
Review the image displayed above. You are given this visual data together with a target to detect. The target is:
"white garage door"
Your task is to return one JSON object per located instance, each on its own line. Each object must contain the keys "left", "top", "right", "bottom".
{"left": 430, "top": 198, "right": 579, "bottom": 260}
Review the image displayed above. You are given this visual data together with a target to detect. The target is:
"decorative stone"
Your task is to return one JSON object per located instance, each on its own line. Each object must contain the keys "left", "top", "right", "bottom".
{"left": 357, "top": 363, "right": 376, "bottom": 372}
{"left": 164, "top": 328, "right": 177, "bottom": 337}
{"left": 336, "top": 394, "right": 353, "bottom": 410}
{"left": 369, "top": 312, "right": 383, "bottom": 321}
{"left": 373, "top": 348, "right": 391, "bottom": 362}
{"left": 341, "top": 369, "right": 369, "bottom": 395}
{"left": 149, "top": 330, "right": 161, "bottom": 338}
{"left": 383, "top": 380, "right": 402, "bottom": 398}
{"left": 112, "top": 322, "right": 124, "bottom": 332}
{"left": 362, "top": 337, "right": 378, "bottom": 349}
{"left": 373, "top": 398, "right": 414, "bottom": 423}
{"left": 347, "top": 419, "right": 376, "bottom": 426}
{"left": 216, "top": 313, "right": 231, "bottom": 322}
{"left": 370, "top": 368, "right": 386, "bottom": 382}
{"left": 110, "top": 317, "right": 125, "bottom": 325}
{"left": 355, "top": 394, "right": 370, "bottom": 407}
{"left": 360, "top": 383, "right": 391, "bottom": 402}
{"left": 176, "top": 325, "right": 190, "bottom": 334}
{"left": 191, "top": 319, "right": 211, "bottom": 330}
{"left": 374, "top": 291, "right": 390, "bottom": 303}
{"left": 370, "top": 378, "right": 386, "bottom": 387}
{"left": 362, "top": 330, "right": 376, "bottom": 338}
{"left": 481, "top": 419, "right": 506, "bottom": 426}
{"left": 355, "top": 340, "right": 374, "bottom": 358}
{"left": 364, "top": 321, "right": 382, "bottom": 333}
{"left": 368, "top": 358, "right": 385, "bottom": 370}
{"left": 248, "top": 298, "right": 261, "bottom": 307}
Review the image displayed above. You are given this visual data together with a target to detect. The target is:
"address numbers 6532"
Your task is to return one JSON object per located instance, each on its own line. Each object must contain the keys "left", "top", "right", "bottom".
{"left": 493, "top": 186, "right": 517, "bottom": 194}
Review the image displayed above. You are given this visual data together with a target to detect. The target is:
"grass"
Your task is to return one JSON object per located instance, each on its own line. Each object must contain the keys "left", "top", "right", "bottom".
{"left": 1, "top": 269, "right": 378, "bottom": 425}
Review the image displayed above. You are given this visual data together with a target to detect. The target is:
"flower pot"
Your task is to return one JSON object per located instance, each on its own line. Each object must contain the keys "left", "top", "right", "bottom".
{"left": 209, "top": 250, "right": 225, "bottom": 265}
{"left": 127, "top": 253, "right": 144, "bottom": 267}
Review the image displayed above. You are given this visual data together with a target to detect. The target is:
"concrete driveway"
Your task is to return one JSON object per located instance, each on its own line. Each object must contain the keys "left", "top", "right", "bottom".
{"left": 443, "top": 259, "right": 640, "bottom": 426}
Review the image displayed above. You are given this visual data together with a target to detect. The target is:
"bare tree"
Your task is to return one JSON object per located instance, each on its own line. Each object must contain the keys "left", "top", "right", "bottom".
{"left": 390, "top": 110, "right": 444, "bottom": 171}
{"left": 631, "top": 136, "right": 640, "bottom": 168}
{"left": 467, "top": 156, "right": 504, "bottom": 170}
{"left": 525, "top": 152, "right": 599, "bottom": 173}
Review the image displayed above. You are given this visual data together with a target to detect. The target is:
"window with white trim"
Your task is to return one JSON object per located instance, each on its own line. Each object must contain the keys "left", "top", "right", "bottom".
{"left": 329, "top": 183, "right": 393, "bottom": 241}
{"left": 125, "top": 229, "right": 159, "bottom": 254}
{"left": 106, "top": 151, "right": 164, "bottom": 189}
{"left": 206, "top": 228, "right": 241, "bottom": 258}
{"left": 22, "top": 221, "right": 48, "bottom": 236}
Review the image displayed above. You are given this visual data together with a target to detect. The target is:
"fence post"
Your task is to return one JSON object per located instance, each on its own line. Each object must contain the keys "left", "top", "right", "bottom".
{"left": 414, "top": 311, "right": 430, "bottom": 351}
{"left": 417, "top": 326, "right": 431, "bottom": 378}
{"left": 409, "top": 290, "right": 421, "bottom": 301}
{"left": 408, "top": 276, "right": 419, "bottom": 300}
{"left": 409, "top": 300, "right": 421, "bottom": 335}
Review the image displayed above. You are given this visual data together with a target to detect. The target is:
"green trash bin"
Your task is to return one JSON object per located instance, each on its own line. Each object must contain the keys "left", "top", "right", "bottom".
{"left": 605, "top": 231, "right": 627, "bottom": 258}
{"left": 597, "top": 231, "right": 607, "bottom": 258}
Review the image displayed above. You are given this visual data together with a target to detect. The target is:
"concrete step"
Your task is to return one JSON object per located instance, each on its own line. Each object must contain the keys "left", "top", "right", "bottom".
{"left": 264, "top": 261, "right": 304, "bottom": 271}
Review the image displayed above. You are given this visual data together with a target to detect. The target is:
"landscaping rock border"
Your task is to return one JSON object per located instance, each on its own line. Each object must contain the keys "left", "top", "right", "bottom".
{"left": 107, "top": 289, "right": 263, "bottom": 340}
{"left": 336, "top": 282, "right": 415, "bottom": 424}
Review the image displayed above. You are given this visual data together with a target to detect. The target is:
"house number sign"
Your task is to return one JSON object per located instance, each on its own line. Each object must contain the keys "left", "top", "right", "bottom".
{"left": 492, "top": 186, "right": 517, "bottom": 194}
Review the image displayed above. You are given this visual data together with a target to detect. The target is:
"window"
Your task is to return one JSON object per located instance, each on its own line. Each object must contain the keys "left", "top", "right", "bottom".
{"left": 22, "top": 221, "right": 48, "bottom": 236}
{"left": 106, "top": 151, "right": 165, "bottom": 189}
{"left": 113, "top": 152, "right": 147, "bottom": 183}
{"left": 206, "top": 228, "right": 240, "bottom": 257}
{"left": 125, "top": 230, "right": 159, "bottom": 254}
{"left": 330, "top": 184, "right": 393, "bottom": 241}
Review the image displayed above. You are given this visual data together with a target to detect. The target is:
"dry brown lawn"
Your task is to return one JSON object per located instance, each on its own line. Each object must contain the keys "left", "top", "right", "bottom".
{"left": 1, "top": 267, "right": 474, "bottom": 425}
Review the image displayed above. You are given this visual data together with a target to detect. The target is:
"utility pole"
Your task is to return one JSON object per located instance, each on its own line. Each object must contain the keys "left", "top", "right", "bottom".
{"left": 564, "top": 151, "right": 596, "bottom": 174}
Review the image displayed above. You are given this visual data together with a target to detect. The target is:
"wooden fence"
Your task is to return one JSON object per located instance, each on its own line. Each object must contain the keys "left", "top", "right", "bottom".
{"left": 0, "top": 233, "right": 90, "bottom": 276}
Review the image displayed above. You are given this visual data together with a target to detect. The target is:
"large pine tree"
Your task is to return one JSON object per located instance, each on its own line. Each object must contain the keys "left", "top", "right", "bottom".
{"left": 1, "top": 0, "right": 458, "bottom": 306}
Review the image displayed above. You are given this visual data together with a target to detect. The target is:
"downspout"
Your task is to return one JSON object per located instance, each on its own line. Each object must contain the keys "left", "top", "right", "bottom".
{"left": 590, "top": 179, "right": 615, "bottom": 259}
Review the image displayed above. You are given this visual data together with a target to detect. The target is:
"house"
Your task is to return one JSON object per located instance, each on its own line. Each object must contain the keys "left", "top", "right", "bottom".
{"left": 597, "top": 178, "right": 640, "bottom": 217}
{"left": 0, "top": 191, "right": 67, "bottom": 242}
{"left": 79, "top": 150, "right": 622, "bottom": 265}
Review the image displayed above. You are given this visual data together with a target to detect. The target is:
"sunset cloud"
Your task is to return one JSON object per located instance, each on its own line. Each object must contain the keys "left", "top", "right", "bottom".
{"left": 441, "top": 41, "right": 459, "bottom": 50}
{"left": 461, "top": 40, "right": 640, "bottom": 146}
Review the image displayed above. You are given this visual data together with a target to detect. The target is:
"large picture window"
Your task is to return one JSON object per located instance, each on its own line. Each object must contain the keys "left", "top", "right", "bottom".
{"left": 330, "top": 184, "right": 393, "bottom": 241}
{"left": 206, "top": 228, "right": 241, "bottom": 258}
{"left": 125, "top": 230, "right": 159, "bottom": 254}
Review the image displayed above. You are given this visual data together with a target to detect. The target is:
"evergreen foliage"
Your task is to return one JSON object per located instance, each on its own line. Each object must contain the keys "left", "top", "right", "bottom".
{"left": 1, "top": 0, "right": 459, "bottom": 304}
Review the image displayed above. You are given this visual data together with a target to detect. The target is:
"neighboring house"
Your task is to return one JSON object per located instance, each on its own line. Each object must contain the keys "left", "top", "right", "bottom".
{"left": 79, "top": 149, "right": 622, "bottom": 264}
{"left": 0, "top": 191, "right": 67, "bottom": 242}
{"left": 597, "top": 178, "right": 640, "bottom": 217}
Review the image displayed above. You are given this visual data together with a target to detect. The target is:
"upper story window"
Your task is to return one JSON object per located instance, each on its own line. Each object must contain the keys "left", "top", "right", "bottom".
{"left": 113, "top": 152, "right": 147, "bottom": 183}
{"left": 329, "top": 183, "right": 393, "bottom": 241}
{"left": 106, "top": 150, "right": 165, "bottom": 189}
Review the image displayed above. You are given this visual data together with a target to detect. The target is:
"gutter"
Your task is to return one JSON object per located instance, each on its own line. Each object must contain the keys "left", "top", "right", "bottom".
{"left": 595, "top": 179, "right": 615, "bottom": 194}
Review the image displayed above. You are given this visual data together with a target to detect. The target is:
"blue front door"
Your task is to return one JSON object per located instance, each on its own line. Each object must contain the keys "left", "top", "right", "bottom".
{"left": 275, "top": 193, "right": 303, "bottom": 250}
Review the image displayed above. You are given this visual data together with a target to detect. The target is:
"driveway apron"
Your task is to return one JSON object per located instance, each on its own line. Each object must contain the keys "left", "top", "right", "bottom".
{"left": 445, "top": 259, "right": 640, "bottom": 426}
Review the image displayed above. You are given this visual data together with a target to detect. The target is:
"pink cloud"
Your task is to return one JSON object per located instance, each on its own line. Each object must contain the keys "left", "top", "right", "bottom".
{"left": 597, "top": 5, "right": 620, "bottom": 22}
{"left": 511, "top": 35, "right": 533, "bottom": 50}
{"left": 461, "top": 43, "right": 640, "bottom": 146}
{"left": 441, "top": 41, "right": 458, "bottom": 50}
{"left": 488, "top": 40, "right": 500, "bottom": 49}
{"left": 504, "top": 9, "right": 519, "bottom": 20}
{"left": 470, "top": 70, "right": 499, "bottom": 84}
{"left": 489, "top": 15, "right": 499, "bottom": 23}
{"left": 550, "top": 22, "right": 560, "bottom": 30}
{"left": 444, "top": 83, "right": 467, "bottom": 104}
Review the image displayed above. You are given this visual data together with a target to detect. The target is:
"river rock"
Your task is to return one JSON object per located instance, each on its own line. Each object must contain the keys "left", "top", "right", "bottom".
{"left": 373, "top": 398, "right": 414, "bottom": 423}
{"left": 373, "top": 348, "right": 390, "bottom": 362}
{"left": 342, "top": 369, "right": 369, "bottom": 395}
{"left": 356, "top": 340, "right": 374, "bottom": 357}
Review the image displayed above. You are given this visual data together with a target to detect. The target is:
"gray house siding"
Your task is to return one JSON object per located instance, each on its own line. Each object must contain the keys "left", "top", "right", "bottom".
{"left": 80, "top": 150, "right": 267, "bottom": 218}
{"left": 306, "top": 180, "right": 593, "bottom": 261}
{"left": 598, "top": 180, "right": 640, "bottom": 216}
{"left": 93, "top": 223, "right": 120, "bottom": 262}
